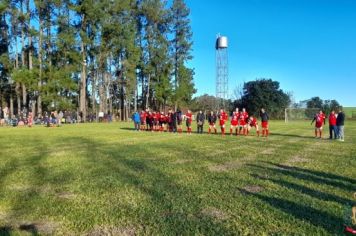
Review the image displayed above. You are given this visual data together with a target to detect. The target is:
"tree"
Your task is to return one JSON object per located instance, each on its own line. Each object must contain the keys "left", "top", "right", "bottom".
{"left": 306, "top": 97, "right": 323, "bottom": 109}
{"left": 170, "top": 0, "right": 194, "bottom": 109}
{"left": 234, "top": 78, "right": 291, "bottom": 118}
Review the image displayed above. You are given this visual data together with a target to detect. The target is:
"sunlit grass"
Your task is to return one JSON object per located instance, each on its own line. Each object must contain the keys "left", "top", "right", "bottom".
{"left": 0, "top": 121, "right": 355, "bottom": 235}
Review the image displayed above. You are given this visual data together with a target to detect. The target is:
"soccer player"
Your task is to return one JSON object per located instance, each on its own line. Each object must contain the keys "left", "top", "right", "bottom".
{"left": 239, "top": 108, "right": 249, "bottom": 135}
{"left": 159, "top": 111, "right": 166, "bottom": 132}
{"left": 230, "top": 111, "right": 239, "bottom": 135}
{"left": 311, "top": 110, "right": 325, "bottom": 138}
{"left": 140, "top": 110, "right": 147, "bottom": 131}
{"left": 328, "top": 110, "right": 337, "bottom": 139}
{"left": 260, "top": 108, "right": 269, "bottom": 137}
{"left": 147, "top": 111, "right": 154, "bottom": 131}
{"left": 247, "top": 116, "right": 259, "bottom": 136}
{"left": 207, "top": 111, "right": 217, "bottom": 134}
{"left": 185, "top": 109, "right": 193, "bottom": 134}
{"left": 219, "top": 109, "right": 228, "bottom": 135}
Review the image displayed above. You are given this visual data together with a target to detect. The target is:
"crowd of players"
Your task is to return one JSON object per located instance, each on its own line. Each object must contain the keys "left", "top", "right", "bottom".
{"left": 311, "top": 108, "right": 345, "bottom": 141}
{"left": 131, "top": 108, "right": 270, "bottom": 137}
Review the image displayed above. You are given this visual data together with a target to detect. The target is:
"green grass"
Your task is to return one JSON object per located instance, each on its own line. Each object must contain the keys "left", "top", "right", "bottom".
{"left": 344, "top": 107, "right": 356, "bottom": 118}
{"left": 0, "top": 121, "right": 355, "bottom": 235}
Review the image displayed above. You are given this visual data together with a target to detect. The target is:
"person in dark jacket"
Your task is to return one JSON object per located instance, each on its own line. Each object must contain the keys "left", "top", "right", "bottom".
{"left": 207, "top": 111, "right": 217, "bottom": 134}
{"left": 260, "top": 108, "right": 270, "bottom": 137}
{"left": 196, "top": 110, "right": 205, "bottom": 134}
{"left": 336, "top": 107, "right": 345, "bottom": 141}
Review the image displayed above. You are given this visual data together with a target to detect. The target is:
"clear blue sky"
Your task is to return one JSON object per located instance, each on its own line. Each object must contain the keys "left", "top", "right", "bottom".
{"left": 186, "top": 0, "right": 356, "bottom": 107}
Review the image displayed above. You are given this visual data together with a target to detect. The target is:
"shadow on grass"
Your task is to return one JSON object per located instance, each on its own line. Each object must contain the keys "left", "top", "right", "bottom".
{"left": 271, "top": 132, "right": 315, "bottom": 139}
{"left": 247, "top": 162, "right": 356, "bottom": 234}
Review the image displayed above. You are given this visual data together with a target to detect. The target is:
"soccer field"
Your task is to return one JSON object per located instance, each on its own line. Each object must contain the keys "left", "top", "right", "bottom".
{"left": 0, "top": 121, "right": 355, "bottom": 235}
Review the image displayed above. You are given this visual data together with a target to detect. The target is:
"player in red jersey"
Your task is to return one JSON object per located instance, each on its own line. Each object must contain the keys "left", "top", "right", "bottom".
{"left": 230, "top": 111, "right": 239, "bottom": 135}
{"left": 154, "top": 111, "right": 160, "bottom": 131}
{"left": 159, "top": 112, "right": 166, "bottom": 132}
{"left": 311, "top": 110, "right": 326, "bottom": 138}
{"left": 27, "top": 112, "right": 33, "bottom": 127}
{"left": 185, "top": 110, "right": 193, "bottom": 134}
{"left": 260, "top": 108, "right": 269, "bottom": 137}
{"left": 219, "top": 109, "right": 228, "bottom": 135}
{"left": 239, "top": 108, "right": 249, "bottom": 135}
{"left": 140, "top": 111, "right": 147, "bottom": 131}
{"left": 247, "top": 116, "right": 260, "bottom": 136}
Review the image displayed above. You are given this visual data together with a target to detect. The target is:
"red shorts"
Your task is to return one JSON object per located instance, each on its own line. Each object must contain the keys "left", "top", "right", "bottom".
{"left": 262, "top": 121, "right": 268, "bottom": 128}
{"left": 219, "top": 120, "right": 225, "bottom": 126}
{"left": 315, "top": 122, "right": 323, "bottom": 128}
{"left": 231, "top": 121, "right": 238, "bottom": 126}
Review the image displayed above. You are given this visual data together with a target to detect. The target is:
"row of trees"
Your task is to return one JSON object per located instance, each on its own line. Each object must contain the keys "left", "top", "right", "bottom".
{"left": 0, "top": 0, "right": 195, "bottom": 121}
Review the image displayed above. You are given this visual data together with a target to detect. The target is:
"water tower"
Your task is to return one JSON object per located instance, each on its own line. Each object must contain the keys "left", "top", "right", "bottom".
{"left": 215, "top": 35, "right": 229, "bottom": 107}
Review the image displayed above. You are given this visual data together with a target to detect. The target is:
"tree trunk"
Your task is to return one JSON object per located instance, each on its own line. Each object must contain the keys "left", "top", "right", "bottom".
{"left": 20, "top": 0, "right": 27, "bottom": 108}
{"left": 80, "top": 40, "right": 87, "bottom": 122}
{"left": 145, "top": 74, "right": 150, "bottom": 109}
{"left": 37, "top": 8, "right": 43, "bottom": 115}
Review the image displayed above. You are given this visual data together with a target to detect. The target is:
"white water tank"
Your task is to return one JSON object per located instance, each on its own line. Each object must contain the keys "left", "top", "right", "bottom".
{"left": 216, "top": 36, "right": 228, "bottom": 49}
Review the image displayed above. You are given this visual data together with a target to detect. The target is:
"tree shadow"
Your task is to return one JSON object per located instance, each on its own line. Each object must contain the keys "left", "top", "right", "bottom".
{"left": 271, "top": 132, "right": 315, "bottom": 139}
{"left": 237, "top": 188, "right": 343, "bottom": 235}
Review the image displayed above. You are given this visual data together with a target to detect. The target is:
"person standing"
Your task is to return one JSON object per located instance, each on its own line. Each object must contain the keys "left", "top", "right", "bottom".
{"left": 176, "top": 110, "right": 183, "bottom": 134}
{"left": 219, "top": 109, "right": 228, "bottom": 136}
{"left": 132, "top": 111, "right": 140, "bottom": 131}
{"left": 328, "top": 110, "right": 337, "bottom": 139}
{"left": 185, "top": 110, "right": 193, "bottom": 134}
{"left": 311, "top": 110, "right": 326, "bottom": 138}
{"left": 336, "top": 107, "right": 345, "bottom": 141}
{"left": 196, "top": 110, "right": 205, "bottom": 134}
{"left": 207, "top": 111, "right": 217, "bottom": 134}
{"left": 260, "top": 108, "right": 270, "bottom": 137}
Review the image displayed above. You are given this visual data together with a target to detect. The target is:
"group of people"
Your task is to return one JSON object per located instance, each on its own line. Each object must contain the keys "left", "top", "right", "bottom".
{"left": 311, "top": 108, "right": 345, "bottom": 141}
{"left": 132, "top": 108, "right": 270, "bottom": 137}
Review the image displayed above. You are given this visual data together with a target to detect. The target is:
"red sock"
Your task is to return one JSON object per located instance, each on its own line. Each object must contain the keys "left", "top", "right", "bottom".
{"left": 215, "top": 128, "right": 217, "bottom": 134}
{"left": 221, "top": 127, "right": 225, "bottom": 135}
{"left": 266, "top": 130, "right": 269, "bottom": 136}
{"left": 230, "top": 128, "right": 232, "bottom": 135}
{"left": 208, "top": 128, "right": 211, "bottom": 134}
{"left": 319, "top": 131, "right": 322, "bottom": 138}
{"left": 247, "top": 129, "right": 249, "bottom": 135}
{"left": 257, "top": 131, "right": 260, "bottom": 137}
{"left": 262, "top": 130, "right": 265, "bottom": 136}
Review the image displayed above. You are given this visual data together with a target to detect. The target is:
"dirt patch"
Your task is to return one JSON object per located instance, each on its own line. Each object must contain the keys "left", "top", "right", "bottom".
{"left": 57, "top": 191, "right": 77, "bottom": 200}
{"left": 173, "top": 159, "right": 192, "bottom": 164}
{"left": 87, "top": 226, "right": 137, "bottom": 236}
{"left": 285, "top": 156, "right": 310, "bottom": 165}
{"left": 0, "top": 211, "right": 8, "bottom": 220}
{"left": 7, "top": 184, "right": 30, "bottom": 192}
{"left": 18, "top": 221, "right": 59, "bottom": 235}
{"left": 261, "top": 148, "right": 275, "bottom": 155}
{"left": 208, "top": 160, "right": 242, "bottom": 172}
{"left": 201, "top": 207, "right": 229, "bottom": 220}
{"left": 241, "top": 185, "right": 264, "bottom": 193}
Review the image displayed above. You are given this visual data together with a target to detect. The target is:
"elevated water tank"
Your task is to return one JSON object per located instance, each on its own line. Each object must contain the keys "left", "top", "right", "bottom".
{"left": 216, "top": 36, "right": 228, "bottom": 49}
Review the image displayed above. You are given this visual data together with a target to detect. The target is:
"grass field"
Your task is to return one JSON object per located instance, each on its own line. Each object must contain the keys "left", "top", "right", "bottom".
{"left": 0, "top": 121, "right": 355, "bottom": 235}
{"left": 344, "top": 107, "right": 356, "bottom": 119}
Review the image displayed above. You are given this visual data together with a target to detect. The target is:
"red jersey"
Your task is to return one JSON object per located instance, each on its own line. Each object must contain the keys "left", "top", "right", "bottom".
{"left": 154, "top": 113, "right": 160, "bottom": 121}
{"left": 231, "top": 113, "right": 239, "bottom": 126}
{"left": 248, "top": 117, "right": 258, "bottom": 127}
{"left": 239, "top": 112, "right": 249, "bottom": 125}
{"left": 185, "top": 112, "right": 192, "bottom": 124}
{"left": 315, "top": 113, "right": 325, "bottom": 127}
{"left": 140, "top": 112, "right": 147, "bottom": 123}
{"left": 159, "top": 114, "right": 166, "bottom": 123}
{"left": 219, "top": 112, "right": 228, "bottom": 126}
{"left": 328, "top": 113, "right": 336, "bottom": 126}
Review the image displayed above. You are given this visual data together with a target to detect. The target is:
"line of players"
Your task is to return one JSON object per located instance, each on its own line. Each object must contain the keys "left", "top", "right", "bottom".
{"left": 137, "top": 108, "right": 270, "bottom": 137}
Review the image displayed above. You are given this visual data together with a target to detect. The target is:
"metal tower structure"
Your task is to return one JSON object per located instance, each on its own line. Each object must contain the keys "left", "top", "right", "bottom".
{"left": 215, "top": 35, "right": 229, "bottom": 108}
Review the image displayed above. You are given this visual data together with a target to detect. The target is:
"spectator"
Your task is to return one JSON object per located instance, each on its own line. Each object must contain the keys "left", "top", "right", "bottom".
{"left": 336, "top": 107, "right": 345, "bottom": 142}
{"left": 196, "top": 110, "right": 205, "bottom": 134}
{"left": 328, "top": 110, "right": 337, "bottom": 139}
{"left": 58, "top": 110, "right": 64, "bottom": 126}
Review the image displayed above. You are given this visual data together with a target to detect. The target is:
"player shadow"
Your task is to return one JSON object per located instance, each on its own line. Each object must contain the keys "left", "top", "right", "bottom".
{"left": 270, "top": 132, "right": 315, "bottom": 139}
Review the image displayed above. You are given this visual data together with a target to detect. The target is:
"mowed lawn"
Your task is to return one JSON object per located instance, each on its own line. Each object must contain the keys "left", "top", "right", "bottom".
{"left": 0, "top": 121, "right": 355, "bottom": 235}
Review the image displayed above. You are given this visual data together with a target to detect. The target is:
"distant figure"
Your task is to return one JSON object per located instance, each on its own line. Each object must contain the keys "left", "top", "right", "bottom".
{"left": 27, "top": 112, "right": 33, "bottom": 127}
{"left": 196, "top": 110, "right": 205, "bottom": 134}
{"left": 98, "top": 111, "right": 104, "bottom": 122}
{"left": 176, "top": 110, "right": 182, "bottom": 133}
{"left": 230, "top": 111, "right": 239, "bottom": 136}
{"left": 239, "top": 108, "right": 249, "bottom": 135}
{"left": 311, "top": 110, "right": 326, "bottom": 138}
{"left": 247, "top": 116, "right": 260, "bottom": 137}
{"left": 260, "top": 108, "right": 270, "bottom": 137}
{"left": 185, "top": 110, "right": 193, "bottom": 134}
{"left": 207, "top": 111, "right": 217, "bottom": 134}
{"left": 328, "top": 110, "right": 337, "bottom": 139}
{"left": 219, "top": 109, "right": 228, "bottom": 135}
{"left": 336, "top": 107, "right": 345, "bottom": 142}
{"left": 58, "top": 111, "right": 64, "bottom": 126}
{"left": 132, "top": 111, "right": 140, "bottom": 131}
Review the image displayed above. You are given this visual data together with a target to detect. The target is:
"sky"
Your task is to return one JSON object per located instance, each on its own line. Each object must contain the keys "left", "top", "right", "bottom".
{"left": 185, "top": 0, "right": 356, "bottom": 107}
